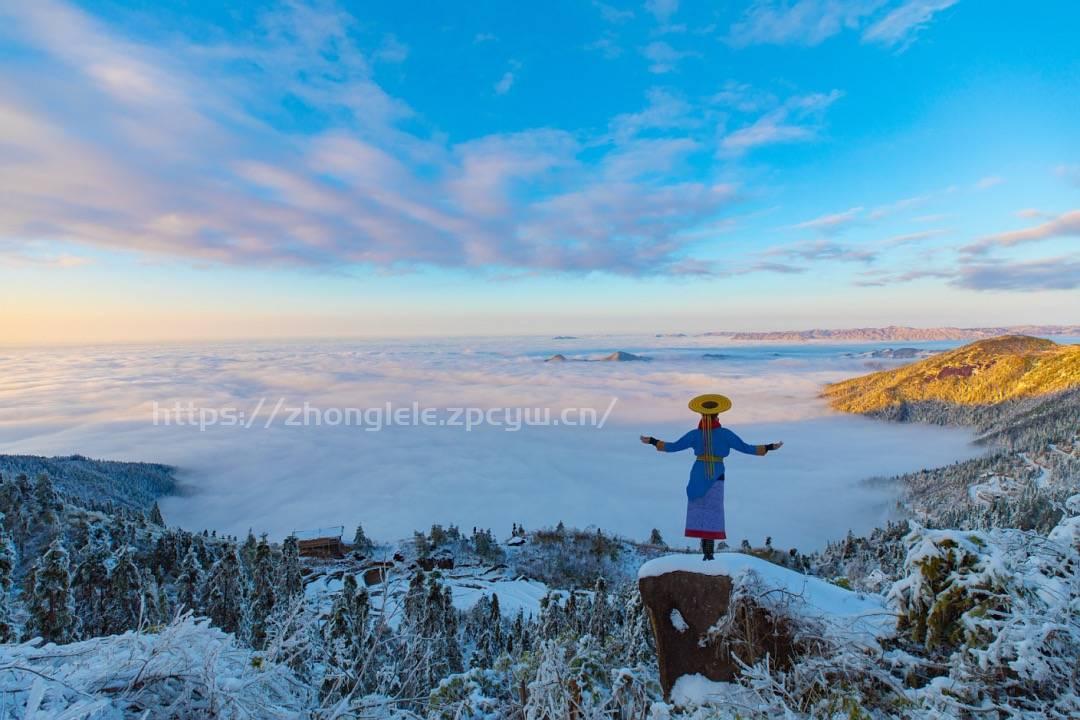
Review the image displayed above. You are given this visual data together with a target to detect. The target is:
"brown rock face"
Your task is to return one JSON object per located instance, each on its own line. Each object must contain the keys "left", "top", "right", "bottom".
{"left": 638, "top": 570, "right": 796, "bottom": 699}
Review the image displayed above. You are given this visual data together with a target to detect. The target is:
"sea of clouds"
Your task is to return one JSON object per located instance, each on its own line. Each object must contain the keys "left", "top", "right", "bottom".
{"left": 0, "top": 336, "right": 983, "bottom": 551}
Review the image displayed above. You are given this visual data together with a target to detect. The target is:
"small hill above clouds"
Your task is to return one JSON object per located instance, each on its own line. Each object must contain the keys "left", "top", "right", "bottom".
{"left": 823, "top": 335, "right": 1080, "bottom": 413}
{"left": 601, "top": 350, "right": 648, "bottom": 361}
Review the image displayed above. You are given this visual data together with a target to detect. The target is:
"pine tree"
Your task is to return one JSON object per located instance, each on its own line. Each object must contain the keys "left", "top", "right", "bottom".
{"left": 648, "top": 528, "right": 666, "bottom": 546}
{"left": 32, "top": 474, "right": 62, "bottom": 544}
{"left": 587, "top": 577, "right": 611, "bottom": 643}
{"left": 149, "top": 502, "right": 166, "bottom": 526}
{"left": 472, "top": 592, "right": 504, "bottom": 668}
{"left": 441, "top": 585, "right": 463, "bottom": 675}
{"left": 413, "top": 530, "right": 431, "bottom": 558}
{"left": 0, "top": 528, "right": 17, "bottom": 642}
{"left": 202, "top": 546, "right": 248, "bottom": 635}
{"left": 615, "top": 586, "right": 654, "bottom": 666}
{"left": 511, "top": 608, "right": 531, "bottom": 654}
{"left": 0, "top": 477, "right": 28, "bottom": 544}
{"left": 72, "top": 526, "right": 111, "bottom": 637}
{"left": 26, "top": 538, "right": 76, "bottom": 644}
{"left": 280, "top": 535, "right": 303, "bottom": 599}
{"left": 400, "top": 572, "right": 462, "bottom": 703}
{"left": 539, "top": 592, "right": 563, "bottom": 640}
{"left": 176, "top": 544, "right": 204, "bottom": 614}
{"left": 142, "top": 573, "right": 162, "bottom": 627}
{"left": 249, "top": 536, "right": 277, "bottom": 648}
{"left": 103, "top": 546, "right": 144, "bottom": 634}
{"left": 33, "top": 473, "right": 61, "bottom": 519}
{"left": 352, "top": 524, "right": 374, "bottom": 555}
{"left": 321, "top": 573, "right": 375, "bottom": 702}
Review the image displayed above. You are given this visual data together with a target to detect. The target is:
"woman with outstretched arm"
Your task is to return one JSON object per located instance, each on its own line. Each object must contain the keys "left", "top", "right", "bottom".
{"left": 641, "top": 394, "right": 782, "bottom": 560}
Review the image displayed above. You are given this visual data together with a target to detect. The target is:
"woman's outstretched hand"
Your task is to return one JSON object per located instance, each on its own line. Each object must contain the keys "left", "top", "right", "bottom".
{"left": 767, "top": 441, "right": 784, "bottom": 451}
{"left": 640, "top": 435, "right": 653, "bottom": 445}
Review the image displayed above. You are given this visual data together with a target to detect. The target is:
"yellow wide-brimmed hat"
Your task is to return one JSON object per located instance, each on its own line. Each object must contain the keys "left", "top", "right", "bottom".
{"left": 688, "top": 393, "right": 732, "bottom": 415}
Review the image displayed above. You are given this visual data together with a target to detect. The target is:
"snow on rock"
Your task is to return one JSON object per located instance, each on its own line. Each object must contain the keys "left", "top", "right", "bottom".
{"left": 669, "top": 608, "right": 688, "bottom": 633}
{"left": 0, "top": 615, "right": 310, "bottom": 718}
{"left": 669, "top": 673, "right": 731, "bottom": 707}
{"left": 639, "top": 552, "right": 892, "bottom": 639}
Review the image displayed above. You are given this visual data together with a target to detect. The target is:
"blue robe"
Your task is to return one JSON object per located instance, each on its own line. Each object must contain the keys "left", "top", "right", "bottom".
{"left": 662, "top": 427, "right": 763, "bottom": 539}
{"left": 661, "top": 427, "right": 763, "bottom": 500}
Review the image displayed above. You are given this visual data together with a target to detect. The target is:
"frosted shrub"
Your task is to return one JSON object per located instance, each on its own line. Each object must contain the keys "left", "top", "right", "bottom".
{"left": 0, "top": 614, "right": 312, "bottom": 718}
{"left": 889, "top": 498, "right": 1080, "bottom": 717}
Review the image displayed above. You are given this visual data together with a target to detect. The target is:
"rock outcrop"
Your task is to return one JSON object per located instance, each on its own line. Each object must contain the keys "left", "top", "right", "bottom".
{"left": 638, "top": 554, "right": 889, "bottom": 699}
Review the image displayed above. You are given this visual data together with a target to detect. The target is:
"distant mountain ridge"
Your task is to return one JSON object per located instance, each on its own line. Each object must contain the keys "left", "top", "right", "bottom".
{"left": 706, "top": 324, "right": 1080, "bottom": 342}
{"left": 823, "top": 335, "right": 1080, "bottom": 413}
{"left": 0, "top": 454, "right": 175, "bottom": 510}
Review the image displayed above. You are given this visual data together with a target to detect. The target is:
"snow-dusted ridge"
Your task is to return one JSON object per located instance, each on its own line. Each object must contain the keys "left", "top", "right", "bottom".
{"left": 640, "top": 552, "right": 894, "bottom": 639}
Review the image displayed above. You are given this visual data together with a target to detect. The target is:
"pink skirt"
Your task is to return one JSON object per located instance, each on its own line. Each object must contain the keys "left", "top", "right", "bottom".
{"left": 685, "top": 478, "right": 726, "bottom": 540}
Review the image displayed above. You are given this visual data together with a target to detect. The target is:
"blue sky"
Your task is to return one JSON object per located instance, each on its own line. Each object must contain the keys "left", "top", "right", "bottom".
{"left": 1, "top": 0, "right": 1077, "bottom": 342}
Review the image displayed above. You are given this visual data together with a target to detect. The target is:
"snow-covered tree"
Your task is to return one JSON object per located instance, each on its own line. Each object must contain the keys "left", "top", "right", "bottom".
{"left": 352, "top": 523, "right": 374, "bottom": 555}
{"left": 249, "top": 536, "right": 277, "bottom": 648}
{"left": 0, "top": 528, "right": 17, "bottom": 642}
{"left": 202, "top": 546, "right": 248, "bottom": 636}
{"left": 587, "top": 577, "right": 610, "bottom": 643}
{"left": 400, "top": 572, "right": 463, "bottom": 705}
{"left": 280, "top": 535, "right": 303, "bottom": 599}
{"left": 471, "top": 593, "right": 503, "bottom": 668}
{"left": 176, "top": 544, "right": 204, "bottom": 614}
{"left": 320, "top": 572, "right": 375, "bottom": 704}
{"left": 72, "top": 526, "right": 111, "bottom": 638}
{"left": 26, "top": 538, "right": 76, "bottom": 644}
{"left": 102, "top": 546, "right": 144, "bottom": 635}
{"left": 614, "top": 585, "right": 653, "bottom": 666}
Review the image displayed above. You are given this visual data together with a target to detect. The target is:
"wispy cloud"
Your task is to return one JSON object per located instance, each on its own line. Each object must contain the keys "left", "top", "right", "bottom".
{"left": 595, "top": 1, "right": 635, "bottom": 23}
{"left": 765, "top": 238, "right": 878, "bottom": 264}
{"left": 720, "top": 89, "right": 843, "bottom": 154}
{"left": 878, "top": 229, "right": 946, "bottom": 247}
{"left": 973, "top": 174, "right": 1004, "bottom": 190}
{"left": 0, "top": 242, "right": 93, "bottom": 269}
{"left": 867, "top": 194, "right": 927, "bottom": 220}
{"left": 862, "top": 0, "right": 959, "bottom": 48}
{"left": 375, "top": 33, "right": 409, "bottom": 63}
{"left": 953, "top": 257, "right": 1080, "bottom": 291}
{"left": 585, "top": 34, "right": 623, "bottom": 59}
{"left": 641, "top": 40, "right": 699, "bottom": 73}
{"left": 729, "top": 0, "right": 885, "bottom": 47}
{"left": 710, "top": 81, "right": 776, "bottom": 113}
{"left": 854, "top": 268, "right": 951, "bottom": 286}
{"left": 962, "top": 210, "right": 1080, "bottom": 256}
{"left": 729, "top": 0, "right": 957, "bottom": 49}
{"left": 494, "top": 70, "right": 515, "bottom": 94}
{"left": 644, "top": 0, "right": 679, "bottom": 24}
{"left": 609, "top": 87, "right": 696, "bottom": 142}
{"left": 791, "top": 206, "right": 863, "bottom": 234}
{"left": 745, "top": 260, "right": 809, "bottom": 274}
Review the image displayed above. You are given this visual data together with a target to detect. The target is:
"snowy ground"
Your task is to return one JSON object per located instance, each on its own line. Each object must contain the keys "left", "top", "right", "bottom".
{"left": 304, "top": 557, "right": 561, "bottom": 625}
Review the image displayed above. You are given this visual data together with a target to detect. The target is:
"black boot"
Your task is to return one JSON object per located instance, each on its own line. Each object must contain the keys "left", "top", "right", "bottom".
{"left": 701, "top": 539, "right": 715, "bottom": 561}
